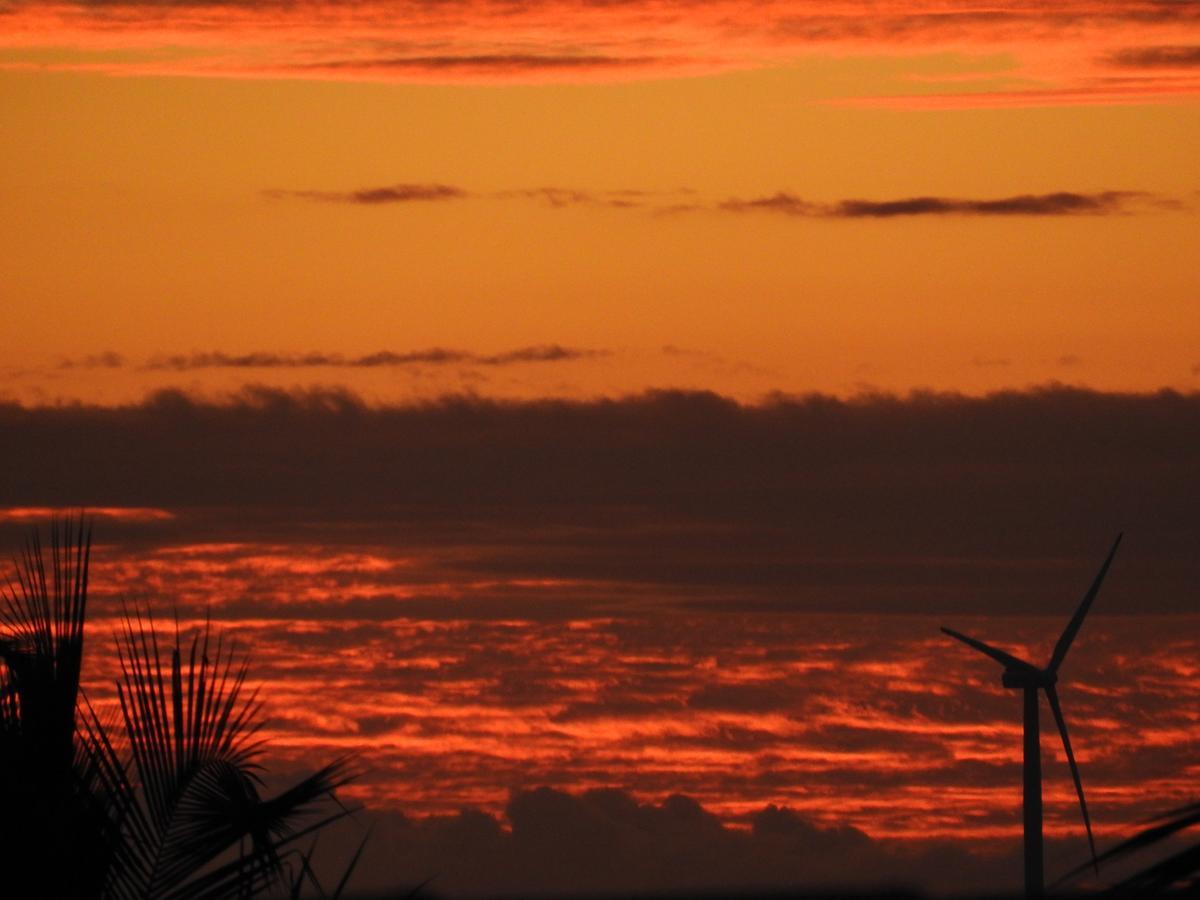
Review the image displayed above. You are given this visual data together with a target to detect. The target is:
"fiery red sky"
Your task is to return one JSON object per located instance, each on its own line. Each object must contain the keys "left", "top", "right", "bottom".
{"left": 2, "top": 0, "right": 1199, "bottom": 893}
{"left": 5, "top": 390, "right": 1200, "bottom": 893}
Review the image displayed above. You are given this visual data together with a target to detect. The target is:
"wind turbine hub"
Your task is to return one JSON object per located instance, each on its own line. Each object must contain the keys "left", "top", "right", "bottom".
{"left": 1002, "top": 668, "right": 1056, "bottom": 690}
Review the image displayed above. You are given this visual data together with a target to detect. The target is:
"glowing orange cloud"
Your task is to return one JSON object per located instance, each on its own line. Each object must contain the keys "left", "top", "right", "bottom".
{"left": 65, "top": 536, "right": 1200, "bottom": 847}
{"left": 2, "top": 1, "right": 1198, "bottom": 102}
{"left": 0, "top": 505, "right": 174, "bottom": 523}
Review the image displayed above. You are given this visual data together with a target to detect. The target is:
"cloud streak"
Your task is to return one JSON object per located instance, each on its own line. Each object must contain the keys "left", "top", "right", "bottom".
{"left": 267, "top": 183, "right": 696, "bottom": 210}
{"left": 56, "top": 345, "right": 605, "bottom": 370}
{"left": 719, "top": 190, "right": 1146, "bottom": 218}
{"left": 270, "top": 182, "right": 1171, "bottom": 219}
{"left": 1105, "top": 45, "right": 1200, "bottom": 68}
{"left": 263, "top": 183, "right": 466, "bottom": 204}
{"left": 293, "top": 52, "right": 671, "bottom": 76}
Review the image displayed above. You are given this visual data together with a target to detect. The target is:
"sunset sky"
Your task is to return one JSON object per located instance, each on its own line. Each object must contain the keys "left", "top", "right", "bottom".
{"left": 3, "top": 0, "right": 1200, "bottom": 895}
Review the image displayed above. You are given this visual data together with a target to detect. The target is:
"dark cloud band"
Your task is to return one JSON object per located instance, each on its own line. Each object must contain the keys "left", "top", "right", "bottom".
{"left": 3, "top": 385, "right": 1198, "bottom": 614}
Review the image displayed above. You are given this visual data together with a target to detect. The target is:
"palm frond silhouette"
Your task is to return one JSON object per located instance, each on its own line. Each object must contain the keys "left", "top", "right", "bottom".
{"left": 1060, "top": 800, "right": 1200, "bottom": 893}
{"left": 0, "top": 518, "right": 361, "bottom": 899}
{"left": 1, "top": 518, "right": 114, "bottom": 896}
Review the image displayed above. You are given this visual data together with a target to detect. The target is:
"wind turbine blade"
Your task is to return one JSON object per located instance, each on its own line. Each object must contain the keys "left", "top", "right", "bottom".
{"left": 1049, "top": 534, "right": 1122, "bottom": 673}
{"left": 1047, "top": 684, "right": 1098, "bottom": 874}
{"left": 940, "top": 627, "right": 1037, "bottom": 672}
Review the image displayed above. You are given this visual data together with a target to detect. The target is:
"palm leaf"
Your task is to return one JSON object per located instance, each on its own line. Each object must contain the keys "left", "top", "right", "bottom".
{"left": 105, "top": 612, "right": 357, "bottom": 899}
{"left": 1, "top": 519, "right": 361, "bottom": 900}
{"left": 0, "top": 516, "right": 113, "bottom": 899}
{"left": 1059, "top": 800, "right": 1200, "bottom": 892}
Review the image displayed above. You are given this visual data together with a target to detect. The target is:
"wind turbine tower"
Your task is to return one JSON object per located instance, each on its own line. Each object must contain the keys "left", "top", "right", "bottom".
{"left": 941, "top": 534, "right": 1122, "bottom": 897}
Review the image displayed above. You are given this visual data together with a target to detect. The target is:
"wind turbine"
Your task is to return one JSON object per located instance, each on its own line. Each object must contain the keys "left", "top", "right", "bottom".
{"left": 941, "top": 534, "right": 1122, "bottom": 897}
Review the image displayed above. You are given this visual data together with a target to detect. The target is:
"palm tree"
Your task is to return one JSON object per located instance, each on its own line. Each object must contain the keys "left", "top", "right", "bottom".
{"left": 0, "top": 518, "right": 363, "bottom": 899}
{"left": 0, "top": 517, "right": 113, "bottom": 896}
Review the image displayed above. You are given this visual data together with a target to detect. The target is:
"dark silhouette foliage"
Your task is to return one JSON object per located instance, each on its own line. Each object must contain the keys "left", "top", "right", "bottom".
{"left": 0, "top": 518, "right": 361, "bottom": 899}
{"left": 1060, "top": 800, "right": 1200, "bottom": 893}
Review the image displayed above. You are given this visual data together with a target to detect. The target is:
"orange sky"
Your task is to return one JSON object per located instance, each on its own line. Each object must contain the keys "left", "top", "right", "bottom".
{"left": 3, "top": 6, "right": 1200, "bottom": 891}
{"left": 1, "top": 0, "right": 1198, "bottom": 404}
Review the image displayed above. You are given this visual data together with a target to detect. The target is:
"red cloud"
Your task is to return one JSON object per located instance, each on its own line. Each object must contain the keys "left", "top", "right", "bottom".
{"left": 2, "top": 1, "right": 1198, "bottom": 101}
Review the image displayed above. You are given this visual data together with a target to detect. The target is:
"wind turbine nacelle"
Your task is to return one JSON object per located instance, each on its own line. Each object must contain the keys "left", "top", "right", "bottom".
{"left": 1002, "top": 668, "right": 1055, "bottom": 690}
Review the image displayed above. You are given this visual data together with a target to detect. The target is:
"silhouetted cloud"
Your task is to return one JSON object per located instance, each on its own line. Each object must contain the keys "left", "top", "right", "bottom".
{"left": 1105, "top": 45, "right": 1200, "bottom": 67}
{"left": 59, "top": 345, "right": 604, "bottom": 370}
{"left": 720, "top": 190, "right": 1145, "bottom": 218}
{"left": 263, "top": 183, "right": 466, "bottom": 204}
{"left": 840, "top": 192, "right": 1135, "bottom": 217}
{"left": 3, "top": 385, "right": 1198, "bottom": 614}
{"left": 305, "top": 786, "right": 1027, "bottom": 896}
{"left": 266, "top": 182, "right": 1168, "bottom": 219}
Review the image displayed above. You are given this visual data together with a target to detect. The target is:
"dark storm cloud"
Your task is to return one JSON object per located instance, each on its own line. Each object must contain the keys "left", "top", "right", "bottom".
{"left": 3, "top": 385, "right": 1199, "bottom": 613}
{"left": 719, "top": 190, "right": 1144, "bottom": 217}
{"left": 1105, "top": 45, "right": 1200, "bottom": 67}
{"left": 59, "top": 345, "right": 603, "bottom": 370}
{"left": 263, "top": 183, "right": 466, "bottom": 204}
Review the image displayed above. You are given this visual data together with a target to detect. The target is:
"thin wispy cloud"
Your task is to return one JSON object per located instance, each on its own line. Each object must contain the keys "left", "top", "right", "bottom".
{"left": 497, "top": 187, "right": 662, "bottom": 209}
{"left": 0, "top": 506, "right": 173, "bottom": 523}
{"left": 263, "top": 183, "right": 467, "bottom": 204}
{"left": 269, "top": 183, "right": 1171, "bottom": 218}
{"left": 268, "top": 183, "right": 695, "bottom": 210}
{"left": 57, "top": 351, "right": 125, "bottom": 369}
{"left": 1104, "top": 45, "right": 1200, "bottom": 68}
{"left": 718, "top": 191, "right": 1146, "bottom": 218}
{"left": 119, "top": 345, "right": 605, "bottom": 371}
{"left": 294, "top": 53, "right": 670, "bottom": 75}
